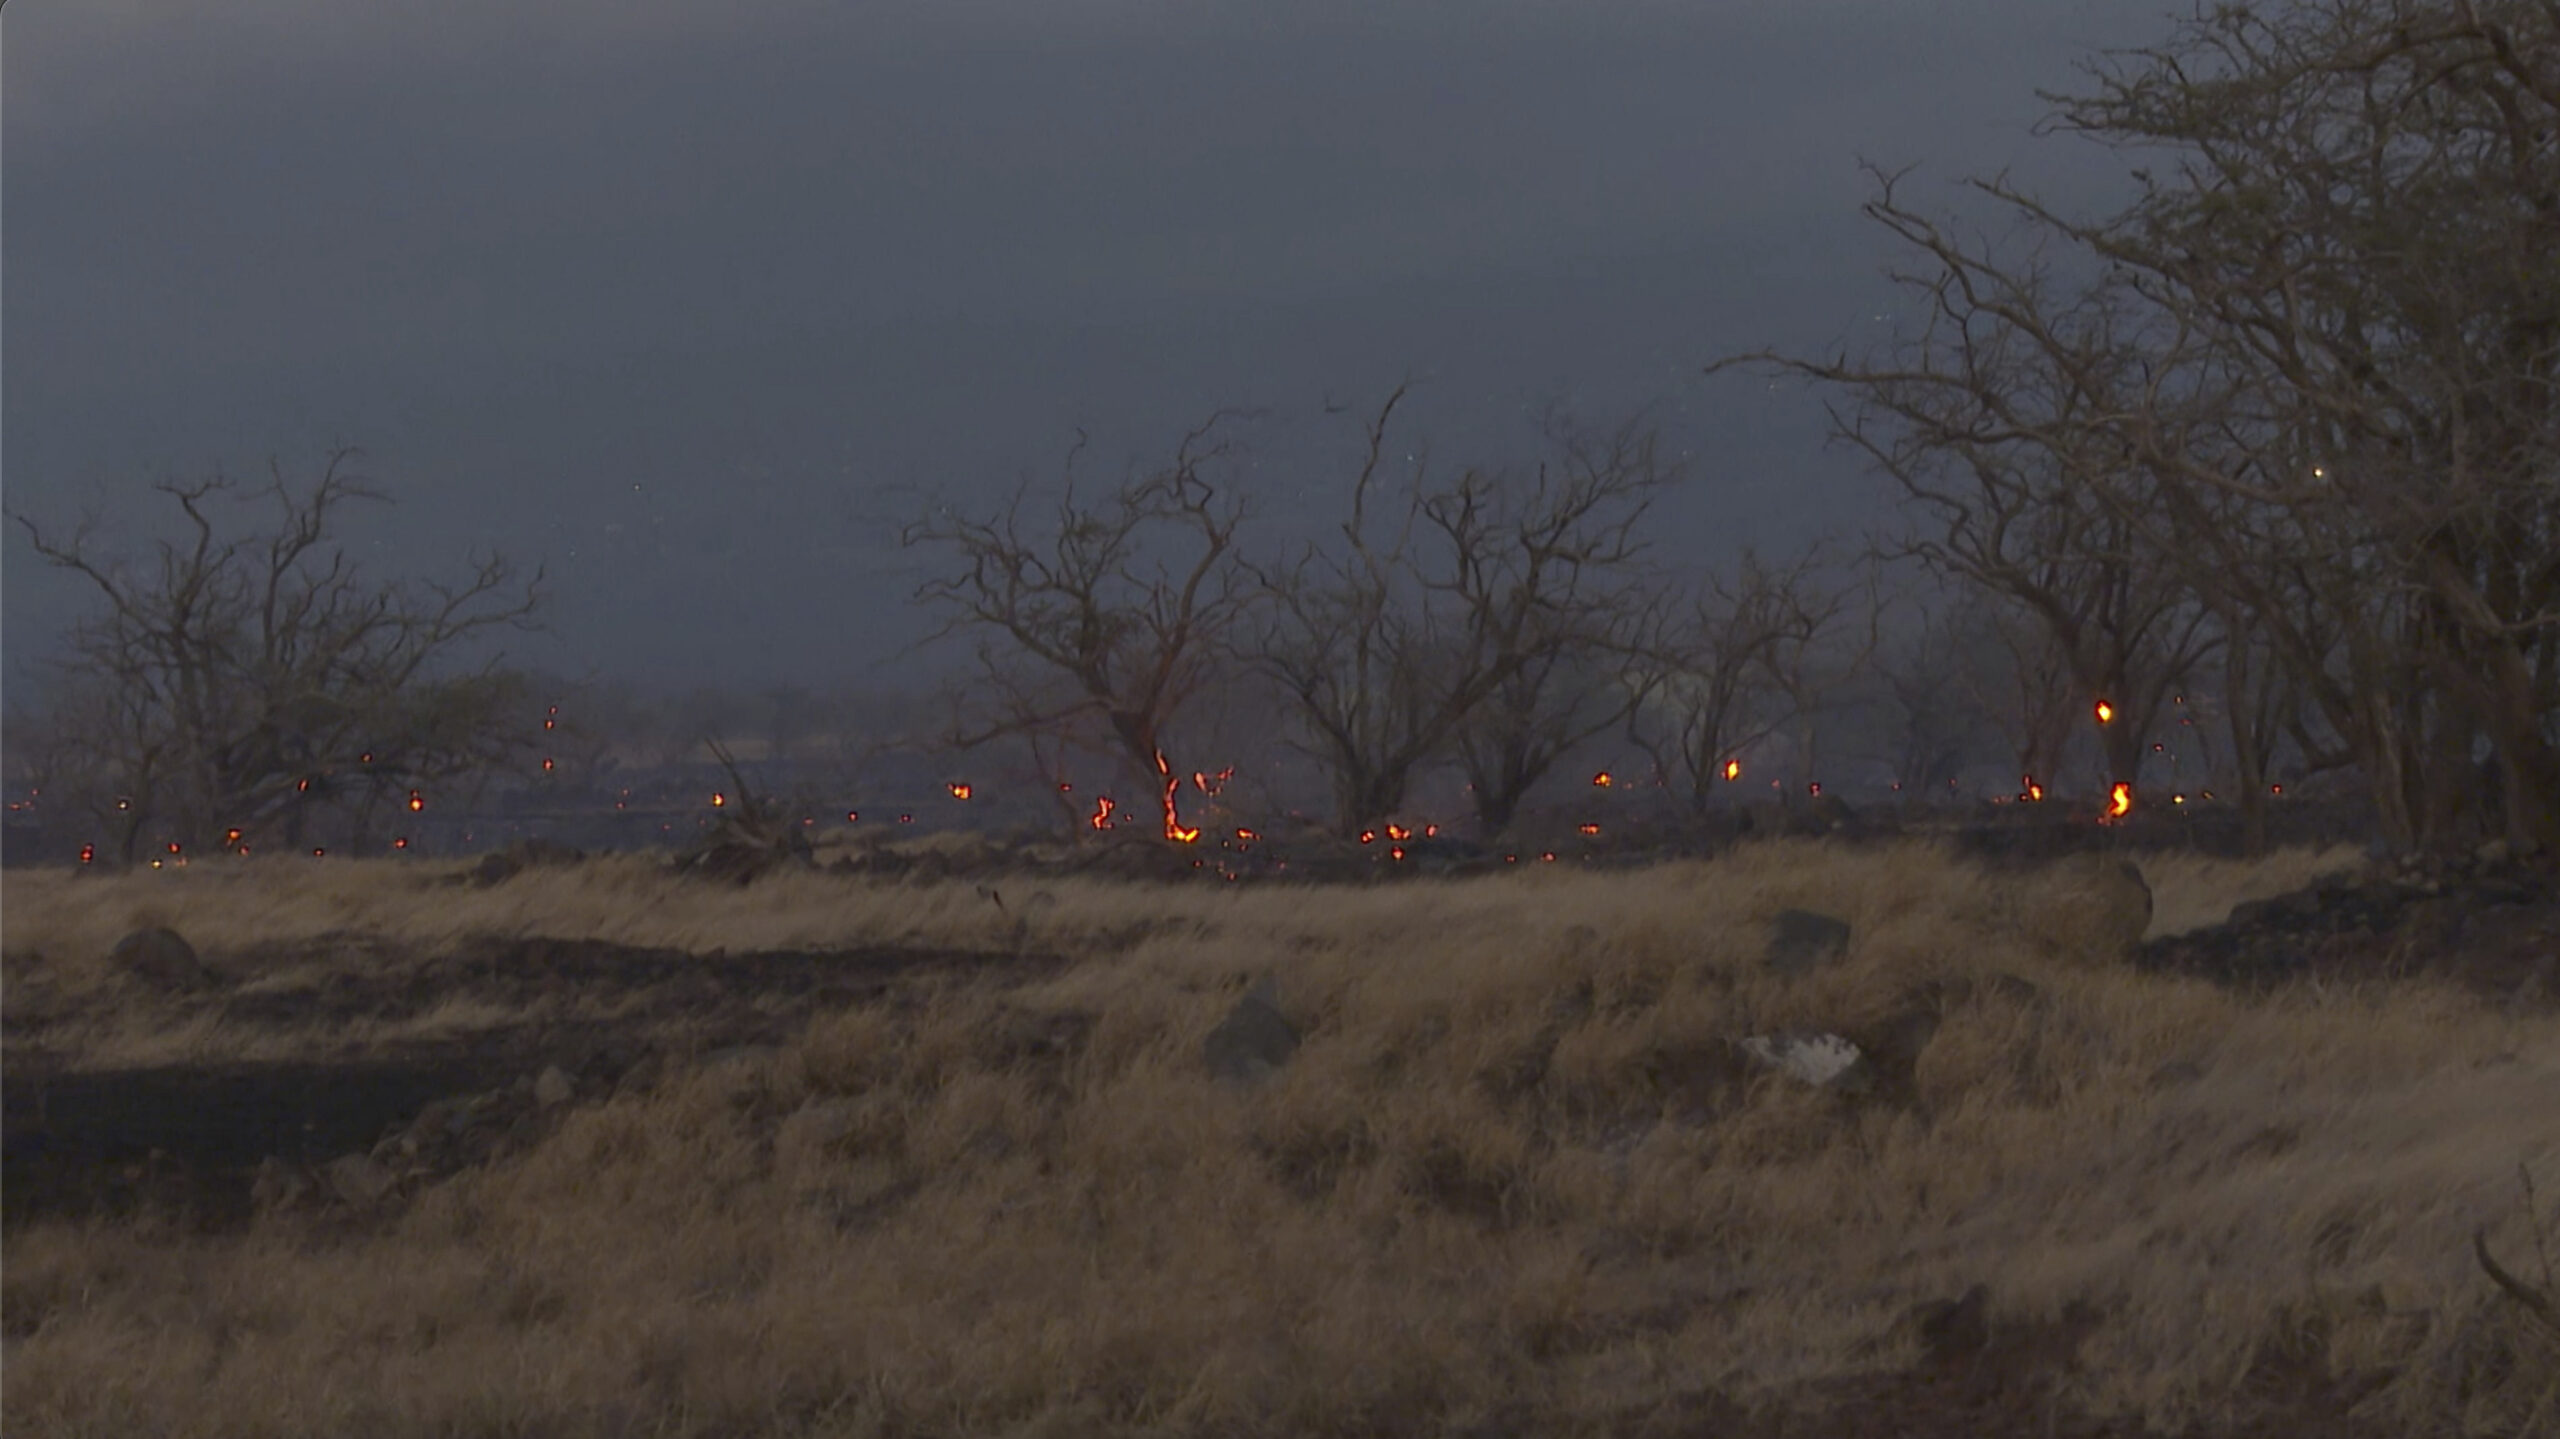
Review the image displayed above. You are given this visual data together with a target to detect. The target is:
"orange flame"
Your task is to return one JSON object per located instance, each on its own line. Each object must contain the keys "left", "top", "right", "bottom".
{"left": 2105, "top": 782, "right": 2133, "bottom": 820}
{"left": 1090, "top": 795, "right": 1117, "bottom": 831}
{"left": 1150, "top": 751, "right": 1199, "bottom": 841}
{"left": 1359, "top": 830, "right": 1376, "bottom": 845}
{"left": 1578, "top": 822, "right": 1601, "bottom": 835}
{"left": 1234, "top": 827, "right": 1258, "bottom": 842}
{"left": 947, "top": 782, "right": 972, "bottom": 800}
{"left": 394, "top": 837, "right": 409, "bottom": 850}
{"left": 225, "top": 828, "right": 244, "bottom": 845}
{"left": 1592, "top": 771, "right": 1613, "bottom": 787}
{"left": 2093, "top": 699, "right": 2116, "bottom": 725}
{"left": 711, "top": 792, "right": 726, "bottom": 807}
{"left": 1722, "top": 759, "right": 1742, "bottom": 782}
{"left": 408, "top": 790, "right": 425, "bottom": 812}
{"left": 1386, "top": 824, "right": 1410, "bottom": 841}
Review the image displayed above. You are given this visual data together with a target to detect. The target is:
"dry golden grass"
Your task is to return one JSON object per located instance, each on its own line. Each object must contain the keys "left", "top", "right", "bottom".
{"left": 4, "top": 839, "right": 2555, "bottom": 1437}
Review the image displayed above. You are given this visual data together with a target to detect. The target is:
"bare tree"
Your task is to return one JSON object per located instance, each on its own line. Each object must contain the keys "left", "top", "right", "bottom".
{"left": 905, "top": 413, "right": 1254, "bottom": 837}
{"left": 1448, "top": 415, "right": 1676, "bottom": 837}
{"left": 1255, "top": 387, "right": 1676, "bottom": 836}
{"left": 1628, "top": 545, "right": 1850, "bottom": 813}
{"left": 12, "top": 449, "right": 544, "bottom": 863}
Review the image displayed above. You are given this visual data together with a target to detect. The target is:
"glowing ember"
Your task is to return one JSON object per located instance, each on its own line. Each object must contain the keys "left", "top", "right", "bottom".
{"left": 225, "top": 829, "right": 243, "bottom": 844}
{"left": 1578, "top": 822, "right": 1601, "bottom": 835}
{"left": 115, "top": 798, "right": 131, "bottom": 810}
{"left": 408, "top": 790, "right": 425, "bottom": 812}
{"left": 1058, "top": 782, "right": 1073, "bottom": 793}
{"left": 296, "top": 779, "right": 311, "bottom": 793}
{"left": 78, "top": 844, "right": 95, "bottom": 864}
{"left": 1234, "top": 827, "right": 1258, "bottom": 841}
{"left": 167, "top": 842, "right": 181, "bottom": 854}
{"left": 1193, "top": 767, "right": 1233, "bottom": 795}
{"left": 947, "top": 782, "right": 973, "bottom": 800}
{"left": 847, "top": 811, "right": 859, "bottom": 821}
{"left": 361, "top": 752, "right": 374, "bottom": 764}
{"left": 2172, "top": 794, "right": 2186, "bottom": 805}
{"left": 1090, "top": 796, "right": 1117, "bottom": 830}
{"left": 1390, "top": 846, "right": 1406, "bottom": 861}
{"left": 2269, "top": 784, "right": 2283, "bottom": 796}
{"left": 1723, "top": 759, "right": 1742, "bottom": 781}
{"left": 1385, "top": 824, "right": 1410, "bottom": 841}
{"left": 1592, "top": 771, "right": 1613, "bottom": 787}
{"left": 897, "top": 813, "right": 913, "bottom": 824}
{"left": 394, "top": 837, "right": 410, "bottom": 849}
{"left": 1540, "top": 851, "right": 1557, "bottom": 862}
{"left": 2093, "top": 699, "right": 2116, "bottom": 725}
{"left": 312, "top": 848, "right": 327, "bottom": 858}
{"left": 1359, "top": 830, "right": 1376, "bottom": 845}
{"left": 711, "top": 793, "right": 726, "bottom": 807}
{"left": 1424, "top": 824, "right": 1438, "bottom": 837}
{"left": 2105, "top": 782, "right": 2133, "bottom": 820}
{"left": 541, "top": 758, "right": 555, "bottom": 771}
{"left": 1150, "top": 752, "right": 1201, "bottom": 842}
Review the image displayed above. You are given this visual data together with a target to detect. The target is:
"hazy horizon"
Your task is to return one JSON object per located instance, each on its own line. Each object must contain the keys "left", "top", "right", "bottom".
{"left": 6, "top": 0, "right": 2161, "bottom": 699}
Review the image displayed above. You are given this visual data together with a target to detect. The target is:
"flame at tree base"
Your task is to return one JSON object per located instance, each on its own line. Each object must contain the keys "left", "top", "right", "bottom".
{"left": 1152, "top": 751, "right": 1200, "bottom": 842}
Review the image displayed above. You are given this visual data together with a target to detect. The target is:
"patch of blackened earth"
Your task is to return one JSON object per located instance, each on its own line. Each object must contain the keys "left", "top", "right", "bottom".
{"left": 1715, "top": 1301, "right": 2400, "bottom": 1439}
{"left": 3, "top": 937, "right": 1060, "bottom": 1232}
{"left": 2135, "top": 859, "right": 2558, "bottom": 1009}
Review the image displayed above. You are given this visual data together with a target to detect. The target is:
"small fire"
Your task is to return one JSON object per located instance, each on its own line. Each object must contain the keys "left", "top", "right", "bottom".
{"left": 1592, "top": 771, "right": 1613, "bottom": 787}
{"left": 1151, "top": 752, "right": 1200, "bottom": 842}
{"left": 947, "top": 782, "right": 973, "bottom": 800}
{"left": 408, "top": 790, "right": 425, "bottom": 812}
{"left": 167, "top": 841, "right": 182, "bottom": 854}
{"left": 2105, "top": 782, "right": 2133, "bottom": 820}
{"left": 541, "top": 758, "right": 555, "bottom": 772}
{"left": 1390, "top": 846, "right": 1406, "bottom": 861}
{"left": 1578, "top": 822, "right": 1601, "bottom": 835}
{"left": 2093, "top": 699, "right": 2116, "bottom": 725}
{"left": 1193, "top": 767, "right": 1233, "bottom": 795}
{"left": 1234, "top": 827, "right": 1258, "bottom": 842}
{"left": 394, "top": 837, "right": 409, "bottom": 849}
{"left": 225, "top": 828, "right": 243, "bottom": 845}
{"left": 1090, "top": 795, "right": 1117, "bottom": 831}
{"left": 1385, "top": 824, "right": 1410, "bottom": 841}
{"left": 2021, "top": 775, "right": 2044, "bottom": 802}
{"left": 1424, "top": 824, "right": 1438, "bottom": 837}
{"left": 1359, "top": 830, "right": 1376, "bottom": 845}
{"left": 711, "top": 793, "right": 726, "bottom": 807}
{"left": 1723, "top": 759, "right": 1742, "bottom": 782}
{"left": 79, "top": 844, "right": 95, "bottom": 864}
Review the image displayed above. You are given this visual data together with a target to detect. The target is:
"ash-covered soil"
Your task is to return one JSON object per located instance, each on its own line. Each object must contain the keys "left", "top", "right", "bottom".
{"left": 2, "top": 937, "right": 1062, "bottom": 1232}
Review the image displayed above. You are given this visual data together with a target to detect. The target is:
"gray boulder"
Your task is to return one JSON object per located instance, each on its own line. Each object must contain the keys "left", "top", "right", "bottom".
{"left": 110, "top": 927, "right": 212, "bottom": 990}
{"left": 1764, "top": 909, "right": 1852, "bottom": 976}
{"left": 1204, "top": 977, "right": 1300, "bottom": 1085}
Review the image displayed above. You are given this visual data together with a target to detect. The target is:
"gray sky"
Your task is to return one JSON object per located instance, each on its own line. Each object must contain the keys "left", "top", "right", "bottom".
{"left": 4, "top": 0, "right": 2160, "bottom": 696}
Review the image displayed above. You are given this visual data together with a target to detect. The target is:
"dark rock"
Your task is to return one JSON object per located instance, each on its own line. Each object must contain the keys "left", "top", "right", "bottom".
{"left": 110, "top": 927, "right": 212, "bottom": 990}
{"left": 1204, "top": 978, "right": 1299, "bottom": 1085}
{"left": 1764, "top": 909, "right": 1852, "bottom": 976}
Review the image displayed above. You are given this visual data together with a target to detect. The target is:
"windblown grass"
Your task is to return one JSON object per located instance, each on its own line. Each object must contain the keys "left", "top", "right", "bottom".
{"left": 3, "top": 839, "right": 2551, "bottom": 1437}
